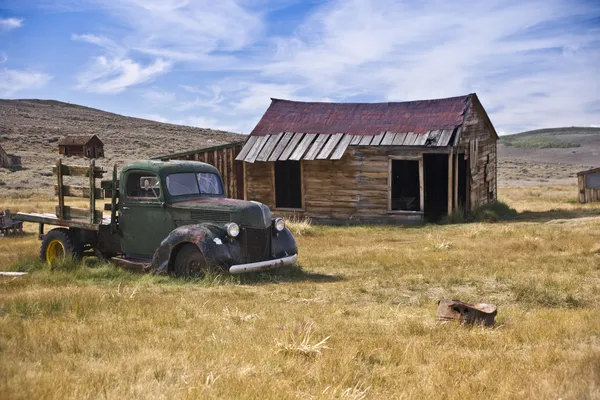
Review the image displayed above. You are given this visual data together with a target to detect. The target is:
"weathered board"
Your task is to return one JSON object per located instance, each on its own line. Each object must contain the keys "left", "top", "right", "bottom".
{"left": 289, "top": 134, "right": 317, "bottom": 161}
{"left": 304, "top": 134, "right": 331, "bottom": 160}
{"left": 279, "top": 133, "right": 305, "bottom": 161}
{"left": 245, "top": 135, "right": 269, "bottom": 163}
{"left": 235, "top": 136, "right": 258, "bottom": 161}
{"left": 268, "top": 132, "right": 294, "bottom": 161}
{"left": 54, "top": 185, "right": 104, "bottom": 199}
{"left": 256, "top": 133, "right": 282, "bottom": 162}
{"left": 330, "top": 134, "right": 353, "bottom": 160}
{"left": 317, "top": 133, "right": 344, "bottom": 159}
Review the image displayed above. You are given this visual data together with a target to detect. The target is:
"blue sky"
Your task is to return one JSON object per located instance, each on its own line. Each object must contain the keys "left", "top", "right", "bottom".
{"left": 0, "top": 0, "right": 598, "bottom": 134}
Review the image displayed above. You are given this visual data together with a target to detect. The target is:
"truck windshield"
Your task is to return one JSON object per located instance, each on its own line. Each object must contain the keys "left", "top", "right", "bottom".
{"left": 166, "top": 172, "right": 223, "bottom": 196}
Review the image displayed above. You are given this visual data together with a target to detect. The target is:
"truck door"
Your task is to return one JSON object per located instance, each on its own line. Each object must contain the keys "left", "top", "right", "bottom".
{"left": 119, "top": 170, "right": 172, "bottom": 258}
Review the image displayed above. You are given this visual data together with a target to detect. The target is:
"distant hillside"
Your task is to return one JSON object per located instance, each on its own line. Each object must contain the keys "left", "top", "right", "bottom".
{"left": 500, "top": 127, "right": 600, "bottom": 149}
{"left": 0, "top": 99, "right": 244, "bottom": 194}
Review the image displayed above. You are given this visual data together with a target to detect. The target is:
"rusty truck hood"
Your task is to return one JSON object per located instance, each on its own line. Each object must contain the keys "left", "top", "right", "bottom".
{"left": 168, "top": 197, "right": 271, "bottom": 229}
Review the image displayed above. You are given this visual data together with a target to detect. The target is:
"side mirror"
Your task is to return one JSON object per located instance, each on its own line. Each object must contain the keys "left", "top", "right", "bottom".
{"left": 140, "top": 176, "right": 160, "bottom": 190}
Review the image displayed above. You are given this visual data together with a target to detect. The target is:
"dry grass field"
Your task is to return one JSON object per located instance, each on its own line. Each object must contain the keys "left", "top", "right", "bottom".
{"left": 1, "top": 186, "right": 599, "bottom": 399}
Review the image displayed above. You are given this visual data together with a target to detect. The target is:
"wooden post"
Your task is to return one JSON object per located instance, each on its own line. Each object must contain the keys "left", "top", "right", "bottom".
{"left": 111, "top": 164, "right": 118, "bottom": 232}
{"left": 387, "top": 159, "right": 392, "bottom": 211}
{"left": 56, "top": 159, "right": 64, "bottom": 220}
{"left": 448, "top": 148, "right": 453, "bottom": 215}
{"left": 89, "top": 159, "right": 96, "bottom": 224}
{"left": 454, "top": 152, "right": 459, "bottom": 209}
{"left": 419, "top": 156, "right": 425, "bottom": 212}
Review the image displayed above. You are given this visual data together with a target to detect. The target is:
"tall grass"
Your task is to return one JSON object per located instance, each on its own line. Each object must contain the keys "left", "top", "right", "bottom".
{"left": 1, "top": 187, "right": 600, "bottom": 399}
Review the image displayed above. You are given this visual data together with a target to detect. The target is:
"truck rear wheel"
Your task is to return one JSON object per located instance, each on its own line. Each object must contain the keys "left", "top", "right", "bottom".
{"left": 40, "top": 228, "right": 81, "bottom": 263}
{"left": 170, "top": 244, "right": 207, "bottom": 278}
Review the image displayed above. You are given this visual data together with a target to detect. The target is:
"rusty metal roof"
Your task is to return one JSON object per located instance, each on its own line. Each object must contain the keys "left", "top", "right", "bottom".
{"left": 58, "top": 134, "right": 101, "bottom": 146}
{"left": 250, "top": 94, "right": 472, "bottom": 137}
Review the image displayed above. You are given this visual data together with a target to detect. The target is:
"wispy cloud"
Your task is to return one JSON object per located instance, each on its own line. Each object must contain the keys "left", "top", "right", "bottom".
{"left": 75, "top": 56, "right": 171, "bottom": 93}
{"left": 0, "top": 18, "right": 23, "bottom": 31}
{"left": 0, "top": 68, "right": 52, "bottom": 96}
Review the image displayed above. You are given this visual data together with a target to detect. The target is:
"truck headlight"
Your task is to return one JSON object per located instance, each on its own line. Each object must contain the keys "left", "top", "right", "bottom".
{"left": 226, "top": 222, "right": 240, "bottom": 238}
{"left": 274, "top": 218, "right": 285, "bottom": 232}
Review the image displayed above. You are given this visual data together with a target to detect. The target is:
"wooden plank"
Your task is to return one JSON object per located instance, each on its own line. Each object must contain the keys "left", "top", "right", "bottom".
{"left": 317, "top": 133, "right": 344, "bottom": 159}
{"left": 425, "top": 130, "right": 441, "bottom": 146}
{"left": 403, "top": 132, "right": 418, "bottom": 146}
{"left": 53, "top": 164, "right": 104, "bottom": 178}
{"left": 350, "top": 135, "right": 362, "bottom": 145}
{"left": 304, "top": 134, "right": 330, "bottom": 160}
{"left": 268, "top": 132, "right": 294, "bottom": 161}
{"left": 437, "top": 129, "right": 454, "bottom": 147}
{"left": 454, "top": 152, "right": 459, "bottom": 209}
{"left": 89, "top": 159, "right": 96, "bottom": 224}
{"left": 371, "top": 132, "right": 385, "bottom": 146}
{"left": 235, "top": 136, "right": 258, "bottom": 161}
{"left": 244, "top": 135, "right": 269, "bottom": 163}
{"left": 391, "top": 132, "right": 407, "bottom": 145}
{"left": 54, "top": 185, "right": 104, "bottom": 199}
{"left": 359, "top": 135, "right": 373, "bottom": 145}
{"left": 413, "top": 132, "right": 429, "bottom": 146}
{"left": 419, "top": 157, "right": 425, "bottom": 212}
{"left": 448, "top": 148, "right": 453, "bottom": 215}
{"left": 56, "top": 159, "right": 64, "bottom": 220}
{"left": 330, "top": 134, "right": 353, "bottom": 160}
{"left": 289, "top": 134, "right": 317, "bottom": 161}
{"left": 56, "top": 206, "right": 102, "bottom": 222}
{"left": 256, "top": 133, "right": 282, "bottom": 162}
{"left": 279, "top": 133, "right": 304, "bottom": 161}
{"left": 381, "top": 132, "right": 396, "bottom": 145}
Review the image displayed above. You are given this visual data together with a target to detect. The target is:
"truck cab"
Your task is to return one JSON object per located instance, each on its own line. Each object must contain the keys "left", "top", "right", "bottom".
{"left": 15, "top": 160, "right": 298, "bottom": 278}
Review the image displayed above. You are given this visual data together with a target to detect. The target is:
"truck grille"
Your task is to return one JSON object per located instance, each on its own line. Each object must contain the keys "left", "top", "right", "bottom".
{"left": 190, "top": 210, "right": 231, "bottom": 224}
{"left": 241, "top": 227, "right": 271, "bottom": 263}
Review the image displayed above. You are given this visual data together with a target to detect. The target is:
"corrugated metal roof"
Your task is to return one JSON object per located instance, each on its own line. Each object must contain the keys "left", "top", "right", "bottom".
{"left": 250, "top": 94, "right": 471, "bottom": 137}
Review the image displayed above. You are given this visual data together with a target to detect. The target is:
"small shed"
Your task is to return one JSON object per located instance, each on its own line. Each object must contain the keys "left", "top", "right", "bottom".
{"left": 0, "top": 144, "right": 22, "bottom": 170}
{"left": 577, "top": 167, "right": 600, "bottom": 203}
{"left": 58, "top": 135, "right": 104, "bottom": 159}
{"left": 152, "top": 142, "right": 246, "bottom": 199}
{"left": 236, "top": 93, "right": 498, "bottom": 224}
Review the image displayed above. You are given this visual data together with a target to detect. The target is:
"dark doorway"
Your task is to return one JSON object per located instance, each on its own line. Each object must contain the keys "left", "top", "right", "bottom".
{"left": 424, "top": 154, "right": 448, "bottom": 222}
{"left": 457, "top": 153, "right": 468, "bottom": 210}
{"left": 390, "top": 160, "right": 420, "bottom": 211}
{"left": 274, "top": 161, "right": 302, "bottom": 209}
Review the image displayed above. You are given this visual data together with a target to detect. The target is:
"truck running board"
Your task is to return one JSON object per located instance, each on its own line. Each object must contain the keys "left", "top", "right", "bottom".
{"left": 110, "top": 257, "right": 150, "bottom": 272}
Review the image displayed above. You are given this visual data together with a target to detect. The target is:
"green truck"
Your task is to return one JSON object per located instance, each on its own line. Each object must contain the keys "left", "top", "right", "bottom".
{"left": 14, "top": 159, "right": 298, "bottom": 277}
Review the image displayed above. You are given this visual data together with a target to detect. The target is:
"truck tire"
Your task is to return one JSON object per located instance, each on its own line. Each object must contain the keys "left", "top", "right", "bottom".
{"left": 40, "top": 228, "right": 82, "bottom": 263}
{"left": 170, "top": 243, "right": 207, "bottom": 278}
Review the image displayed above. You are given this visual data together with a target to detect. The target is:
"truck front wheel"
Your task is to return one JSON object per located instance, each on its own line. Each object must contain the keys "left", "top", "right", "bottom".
{"left": 170, "top": 244, "right": 207, "bottom": 278}
{"left": 40, "top": 228, "right": 81, "bottom": 263}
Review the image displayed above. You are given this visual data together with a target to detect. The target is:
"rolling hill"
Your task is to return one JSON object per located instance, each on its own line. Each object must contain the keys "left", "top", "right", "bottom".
{"left": 0, "top": 99, "right": 243, "bottom": 194}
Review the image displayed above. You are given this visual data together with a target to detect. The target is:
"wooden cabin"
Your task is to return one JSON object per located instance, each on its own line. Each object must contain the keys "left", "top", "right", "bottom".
{"left": 153, "top": 142, "right": 246, "bottom": 199}
{"left": 577, "top": 167, "right": 600, "bottom": 203}
{"left": 58, "top": 134, "right": 104, "bottom": 159}
{"left": 0, "top": 144, "right": 21, "bottom": 170}
{"left": 236, "top": 94, "right": 498, "bottom": 224}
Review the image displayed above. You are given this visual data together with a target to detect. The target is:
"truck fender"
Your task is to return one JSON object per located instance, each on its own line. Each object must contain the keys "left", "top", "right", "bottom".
{"left": 271, "top": 227, "right": 298, "bottom": 259}
{"left": 150, "top": 224, "right": 242, "bottom": 274}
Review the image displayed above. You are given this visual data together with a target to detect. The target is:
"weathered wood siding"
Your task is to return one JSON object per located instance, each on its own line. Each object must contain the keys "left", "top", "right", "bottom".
{"left": 459, "top": 97, "right": 498, "bottom": 210}
{"left": 246, "top": 147, "right": 429, "bottom": 224}
{"left": 578, "top": 172, "right": 600, "bottom": 203}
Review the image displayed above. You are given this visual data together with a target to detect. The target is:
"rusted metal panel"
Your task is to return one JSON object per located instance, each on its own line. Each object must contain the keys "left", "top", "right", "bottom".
{"left": 317, "top": 133, "right": 344, "bottom": 159}
{"left": 330, "top": 134, "right": 352, "bottom": 160}
{"left": 436, "top": 299, "right": 497, "bottom": 326}
{"left": 250, "top": 95, "right": 471, "bottom": 136}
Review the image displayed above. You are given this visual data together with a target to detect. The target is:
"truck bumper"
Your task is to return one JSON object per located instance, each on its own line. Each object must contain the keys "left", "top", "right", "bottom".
{"left": 229, "top": 254, "right": 297, "bottom": 275}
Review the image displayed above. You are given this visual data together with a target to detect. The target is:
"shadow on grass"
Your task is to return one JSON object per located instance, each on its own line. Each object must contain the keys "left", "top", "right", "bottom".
{"left": 7, "top": 256, "right": 342, "bottom": 287}
{"left": 237, "top": 264, "right": 343, "bottom": 285}
{"left": 513, "top": 208, "right": 600, "bottom": 222}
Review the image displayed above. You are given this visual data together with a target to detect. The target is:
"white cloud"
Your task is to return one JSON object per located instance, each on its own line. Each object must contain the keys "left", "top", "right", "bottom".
{"left": 76, "top": 56, "right": 171, "bottom": 93}
{"left": 0, "top": 18, "right": 23, "bottom": 30}
{"left": 0, "top": 68, "right": 52, "bottom": 96}
{"left": 72, "top": 34, "right": 125, "bottom": 56}
{"left": 143, "top": 88, "right": 175, "bottom": 103}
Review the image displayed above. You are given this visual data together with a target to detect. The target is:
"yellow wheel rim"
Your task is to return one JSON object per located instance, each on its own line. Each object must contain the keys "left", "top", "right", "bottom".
{"left": 46, "top": 240, "right": 66, "bottom": 263}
